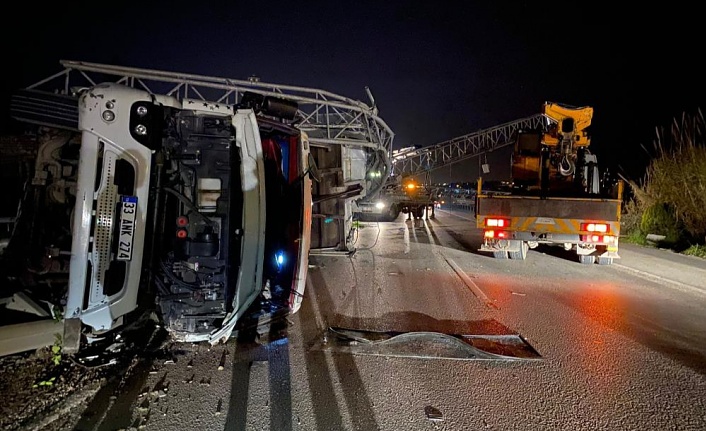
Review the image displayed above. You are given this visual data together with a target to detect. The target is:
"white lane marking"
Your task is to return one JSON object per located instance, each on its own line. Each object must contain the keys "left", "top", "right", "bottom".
{"left": 403, "top": 222, "right": 410, "bottom": 254}
{"left": 423, "top": 219, "right": 438, "bottom": 246}
{"left": 411, "top": 220, "right": 419, "bottom": 243}
{"left": 305, "top": 276, "right": 327, "bottom": 329}
{"left": 437, "top": 209, "right": 475, "bottom": 222}
{"left": 444, "top": 256, "right": 497, "bottom": 309}
{"left": 612, "top": 263, "right": 706, "bottom": 298}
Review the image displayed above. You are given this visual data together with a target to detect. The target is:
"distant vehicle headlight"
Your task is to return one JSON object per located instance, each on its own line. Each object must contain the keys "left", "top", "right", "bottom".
{"left": 375, "top": 201, "right": 385, "bottom": 209}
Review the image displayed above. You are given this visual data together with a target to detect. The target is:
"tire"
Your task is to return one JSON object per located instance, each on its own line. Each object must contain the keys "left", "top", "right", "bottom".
{"left": 493, "top": 251, "right": 509, "bottom": 259}
{"left": 509, "top": 242, "right": 528, "bottom": 260}
{"left": 579, "top": 255, "right": 595, "bottom": 265}
{"left": 382, "top": 204, "right": 399, "bottom": 222}
{"left": 597, "top": 256, "right": 614, "bottom": 265}
{"left": 415, "top": 206, "right": 424, "bottom": 219}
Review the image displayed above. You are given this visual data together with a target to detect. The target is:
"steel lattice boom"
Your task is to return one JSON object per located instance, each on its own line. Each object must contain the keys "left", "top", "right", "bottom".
{"left": 11, "top": 60, "right": 395, "bottom": 196}
{"left": 391, "top": 114, "right": 548, "bottom": 177}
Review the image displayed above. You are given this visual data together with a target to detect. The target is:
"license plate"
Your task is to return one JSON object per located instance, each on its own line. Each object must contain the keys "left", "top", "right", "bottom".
{"left": 117, "top": 196, "right": 137, "bottom": 261}
{"left": 361, "top": 206, "right": 372, "bottom": 212}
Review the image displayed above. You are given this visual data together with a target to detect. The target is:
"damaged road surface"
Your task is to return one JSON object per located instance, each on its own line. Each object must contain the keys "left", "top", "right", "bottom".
{"left": 3, "top": 199, "right": 706, "bottom": 431}
{"left": 312, "top": 327, "right": 542, "bottom": 361}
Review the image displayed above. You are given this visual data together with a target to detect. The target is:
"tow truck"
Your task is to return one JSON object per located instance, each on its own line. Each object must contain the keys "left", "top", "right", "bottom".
{"left": 475, "top": 102, "right": 623, "bottom": 264}
{"left": 355, "top": 174, "right": 438, "bottom": 221}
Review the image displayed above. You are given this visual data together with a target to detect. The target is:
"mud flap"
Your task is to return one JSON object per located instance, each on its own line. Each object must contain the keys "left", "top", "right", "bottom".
{"left": 311, "top": 327, "right": 542, "bottom": 361}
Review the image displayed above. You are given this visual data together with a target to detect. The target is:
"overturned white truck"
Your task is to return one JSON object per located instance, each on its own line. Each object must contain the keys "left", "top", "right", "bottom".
{"left": 3, "top": 61, "right": 393, "bottom": 353}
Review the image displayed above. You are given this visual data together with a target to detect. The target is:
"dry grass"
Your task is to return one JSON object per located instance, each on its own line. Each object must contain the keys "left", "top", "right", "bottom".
{"left": 623, "top": 108, "right": 706, "bottom": 248}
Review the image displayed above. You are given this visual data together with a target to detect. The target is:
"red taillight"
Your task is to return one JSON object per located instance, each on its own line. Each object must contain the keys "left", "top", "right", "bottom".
{"left": 176, "top": 229, "right": 188, "bottom": 239}
{"left": 581, "top": 222, "right": 608, "bottom": 233}
{"left": 485, "top": 230, "right": 509, "bottom": 239}
{"left": 177, "top": 216, "right": 189, "bottom": 227}
{"left": 582, "top": 234, "right": 615, "bottom": 244}
{"left": 486, "top": 218, "right": 510, "bottom": 228}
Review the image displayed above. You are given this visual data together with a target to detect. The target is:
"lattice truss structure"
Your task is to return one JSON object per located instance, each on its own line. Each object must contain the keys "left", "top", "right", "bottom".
{"left": 391, "top": 114, "right": 550, "bottom": 177}
{"left": 11, "top": 60, "right": 396, "bottom": 196}
{"left": 11, "top": 60, "right": 558, "bottom": 187}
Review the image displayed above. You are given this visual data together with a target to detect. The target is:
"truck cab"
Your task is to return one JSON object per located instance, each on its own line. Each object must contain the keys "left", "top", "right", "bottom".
{"left": 63, "top": 83, "right": 313, "bottom": 349}
{"left": 4, "top": 60, "right": 393, "bottom": 354}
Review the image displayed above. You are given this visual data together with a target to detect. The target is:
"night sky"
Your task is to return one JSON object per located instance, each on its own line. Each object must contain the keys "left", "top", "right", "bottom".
{"left": 1, "top": 1, "right": 703, "bottom": 182}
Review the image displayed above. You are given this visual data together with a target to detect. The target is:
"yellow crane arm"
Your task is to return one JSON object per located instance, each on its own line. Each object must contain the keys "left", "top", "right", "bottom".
{"left": 542, "top": 102, "right": 593, "bottom": 148}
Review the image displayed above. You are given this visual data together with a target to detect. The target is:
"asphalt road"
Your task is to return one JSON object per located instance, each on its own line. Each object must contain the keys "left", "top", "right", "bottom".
{"left": 85, "top": 207, "right": 706, "bottom": 431}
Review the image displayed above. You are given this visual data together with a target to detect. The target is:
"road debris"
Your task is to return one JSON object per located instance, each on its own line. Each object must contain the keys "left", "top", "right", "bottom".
{"left": 218, "top": 350, "right": 227, "bottom": 370}
{"left": 424, "top": 405, "right": 444, "bottom": 422}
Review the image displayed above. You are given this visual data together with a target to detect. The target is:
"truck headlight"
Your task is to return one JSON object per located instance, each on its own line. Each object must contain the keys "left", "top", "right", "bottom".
{"left": 134, "top": 124, "right": 147, "bottom": 136}
{"left": 375, "top": 202, "right": 385, "bottom": 209}
{"left": 102, "top": 110, "right": 115, "bottom": 122}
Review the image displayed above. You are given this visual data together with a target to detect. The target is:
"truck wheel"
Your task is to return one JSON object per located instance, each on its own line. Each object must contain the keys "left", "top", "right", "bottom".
{"left": 579, "top": 255, "right": 595, "bottom": 265}
{"left": 509, "top": 242, "right": 528, "bottom": 260}
{"left": 493, "top": 251, "right": 509, "bottom": 259}
{"left": 597, "top": 256, "right": 614, "bottom": 265}
{"left": 383, "top": 204, "right": 399, "bottom": 222}
{"left": 415, "top": 206, "right": 424, "bottom": 219}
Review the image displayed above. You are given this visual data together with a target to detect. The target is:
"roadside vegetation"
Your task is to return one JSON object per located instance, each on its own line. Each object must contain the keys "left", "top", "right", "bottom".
{"left": 620, "top": 108, "right": 706, "bottom": 259}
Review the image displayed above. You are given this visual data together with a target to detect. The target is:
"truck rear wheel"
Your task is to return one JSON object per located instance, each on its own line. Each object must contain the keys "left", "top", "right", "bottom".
{"left": 383, "top": 204, "right": 399, "bottom": 222}
{"left": 415, "top": 206, "right": 424, "bottom": 219}
{"left": 579, "top": 255, "right": 595, "bottom": 265}
{"left": 493, "top": 251, "right": 509, "bottom": 259}
{"left": 597, "top": 256, "right": 614, "bottom": 265}
{"left": 509, "top": 242, "right": 528, "bottom": 260}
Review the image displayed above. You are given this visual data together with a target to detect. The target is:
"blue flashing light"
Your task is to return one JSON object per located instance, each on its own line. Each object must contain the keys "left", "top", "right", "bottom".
{"left": 275, "top": 251, "right": 286, "bottom": 269}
